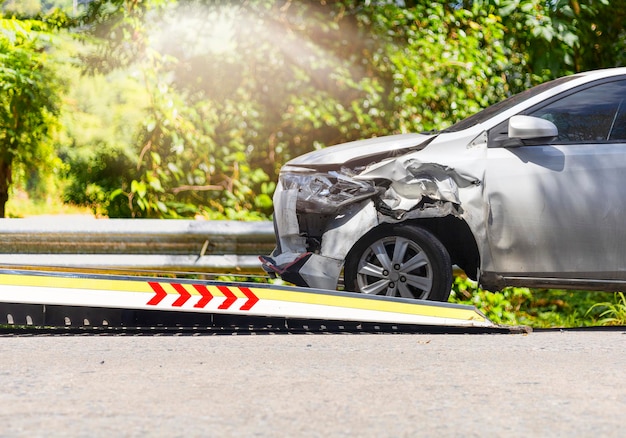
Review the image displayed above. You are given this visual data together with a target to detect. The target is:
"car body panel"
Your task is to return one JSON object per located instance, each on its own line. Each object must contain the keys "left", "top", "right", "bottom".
{"left": 285, "top": 133, "right": 435, "bottom": 169}
{"left": 485, "top": 142, "right": 626, "bottom": 277}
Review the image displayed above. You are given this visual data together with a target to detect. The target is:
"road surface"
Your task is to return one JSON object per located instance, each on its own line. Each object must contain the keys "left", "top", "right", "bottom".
{"left": 1, "top": 329, "right": 624, "bottom": 437}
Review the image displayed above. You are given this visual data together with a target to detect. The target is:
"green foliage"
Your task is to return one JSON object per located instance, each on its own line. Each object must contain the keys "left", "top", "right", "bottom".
{"left": 52, "top": 37, "right": 148, "bottom": 216}
{"left": 70, "top": 0, "right": 524, "bottom": 218}
{"left": 12, "top": 0, "right": 604, "bottom": 221}
{"left": 451, "top": 275, "right": 619, "bottom": 328}
{"left": 587, "top": 292, "right": 626, "bottom": 326}
{"left": 366, "top": 2, "right": 510, "bottom": 131}
{"left": 484, "top": 0, "right": 624, "bottom": 89}
{"left": 451, "top": 276, "right": 532, "bottom": 325}
{"left": 74, "top": 1, "right": 385, "bottom": 217}
{"left": 2, "top": 0, "right": 625, "bottom": 219}
{"left": 62, "top": 143, "right": 136, "bottom": 217}
{"left": 0, "top": 16, "right": 63, "bottom": 216}
{"left": 75, "top": 0, "right": 624, "bottom": 220}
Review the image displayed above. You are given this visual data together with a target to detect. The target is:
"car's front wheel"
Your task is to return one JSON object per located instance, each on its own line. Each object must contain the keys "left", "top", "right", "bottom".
{"left": 344, "top": 224, "right": 452, "bottom": 301}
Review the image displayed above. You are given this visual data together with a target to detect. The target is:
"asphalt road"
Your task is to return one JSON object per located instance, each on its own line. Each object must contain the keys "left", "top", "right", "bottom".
{"left": 1, "top": 330, "right": 624, "bottom": 437}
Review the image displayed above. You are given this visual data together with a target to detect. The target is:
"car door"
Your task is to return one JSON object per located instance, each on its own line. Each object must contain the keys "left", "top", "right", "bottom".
{"left": 484, "top": 78, "right": 626, "bottom": 284}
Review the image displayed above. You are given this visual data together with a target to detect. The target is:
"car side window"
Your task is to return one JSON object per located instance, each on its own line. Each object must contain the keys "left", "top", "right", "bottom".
{"left": 529, "top": 80, "right": 626, "bottom": 143}
{"left": 609, "top": 99, "right": 626, "bottom": 141}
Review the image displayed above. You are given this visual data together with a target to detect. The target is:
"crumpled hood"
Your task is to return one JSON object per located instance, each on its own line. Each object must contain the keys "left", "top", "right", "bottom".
{"left": 284, "top": 133, "right": 435, "bottom": 169}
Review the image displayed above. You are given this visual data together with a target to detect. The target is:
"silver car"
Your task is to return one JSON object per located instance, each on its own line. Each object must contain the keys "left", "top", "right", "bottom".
{"left": 261, "top": 67, "right": 626, "bottom": 301}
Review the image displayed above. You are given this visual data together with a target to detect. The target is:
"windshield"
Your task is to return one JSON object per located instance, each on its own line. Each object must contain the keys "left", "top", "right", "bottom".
{"left": 443, "top": 75, "right": 579, "bottom": 132}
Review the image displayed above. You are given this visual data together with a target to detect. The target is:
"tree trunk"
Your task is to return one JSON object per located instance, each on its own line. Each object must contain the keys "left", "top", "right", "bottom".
{"left": 0, "top": 157, "right": 13, "bottom": 218}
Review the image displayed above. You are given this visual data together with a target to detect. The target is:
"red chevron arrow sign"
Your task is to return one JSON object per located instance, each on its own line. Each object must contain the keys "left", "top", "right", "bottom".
{"left": 146, "top": 282, "right": 167, "bottom": 306}
{"left": 146, "top": 282, "right": 259, "bottom": 311}
{"left": 192, "top": 284, "right": 213, "bottom": 308}
{"left": 172, "top": 283, "right": 191, "bottom": 307}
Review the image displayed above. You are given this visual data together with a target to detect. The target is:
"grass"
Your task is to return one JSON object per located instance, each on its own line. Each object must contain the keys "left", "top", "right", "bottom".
{"left": 586, "top": 292, "right": 626, "bottom": 326}
{"left": 5, "top": 190, "right": 94, "bottom": 218}
{"left": 450, "top": 275, "right": 622, "bottom": 328}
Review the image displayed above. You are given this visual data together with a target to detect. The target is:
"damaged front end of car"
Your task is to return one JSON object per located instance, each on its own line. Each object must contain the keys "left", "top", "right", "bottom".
{"left": 260, "top": 133, "right": 473, "bottom": 291}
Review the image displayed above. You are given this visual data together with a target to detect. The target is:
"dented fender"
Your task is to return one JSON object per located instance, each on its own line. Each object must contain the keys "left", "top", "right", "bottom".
{"left": 354, "top": 158, "right": 469, "bottom": 218}
{"left": 264, "top": 130, "right": 493, "bottom": 291}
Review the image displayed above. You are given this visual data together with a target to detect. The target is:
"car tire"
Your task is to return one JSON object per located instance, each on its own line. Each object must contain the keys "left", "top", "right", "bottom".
{"left": 344, "top": 224, "right": 452, "bottom": 301}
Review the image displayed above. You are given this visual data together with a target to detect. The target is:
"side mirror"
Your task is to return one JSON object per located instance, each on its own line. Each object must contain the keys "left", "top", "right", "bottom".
{"left": 508, "top": 115, "right": 558, "bottom": 140}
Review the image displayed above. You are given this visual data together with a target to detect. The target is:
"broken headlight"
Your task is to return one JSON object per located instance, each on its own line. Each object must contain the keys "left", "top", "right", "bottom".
{"left": 280, "top": 170, "right": 378, "bottom": 215}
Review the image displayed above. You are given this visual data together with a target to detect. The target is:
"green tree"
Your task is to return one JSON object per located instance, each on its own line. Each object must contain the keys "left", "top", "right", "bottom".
{"left": 80, "top": 0, "right": 395, "bottom": 218}
{"left": 0, "top": 17, "right": 62, "bottom": 217}
{"left": 74, "top": 0, "right": 514, "bottom": 218}
{"left": 71, "top": 0, "right": 626, "bottom": 219}
{"left": 483, "top": 0, "right": 625, "bottom": 88}
{"left": 363, "top": 1, "right": 510, "bottom": 131}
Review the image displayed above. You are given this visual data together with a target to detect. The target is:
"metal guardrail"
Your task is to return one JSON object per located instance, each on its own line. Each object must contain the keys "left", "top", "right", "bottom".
{"left": 0, "top": 217, "right": 276, "bottom": 274}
